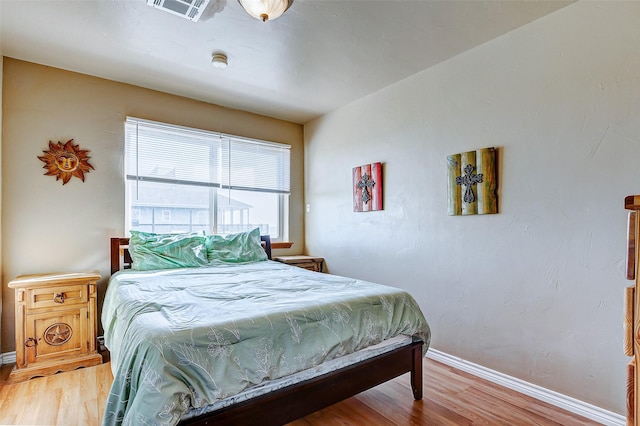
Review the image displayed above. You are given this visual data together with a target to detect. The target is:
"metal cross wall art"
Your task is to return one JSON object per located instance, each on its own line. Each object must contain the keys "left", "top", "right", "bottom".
{"left": 447, "top": 147, "right": 498, "bottom": 216}
{"left": 353, "top": 162, "right": 383, "bottom": 212}
{"left": 456, "top": 164, "right": 483, "bottom": 203}
{"left": 357, "top": 173, "right": 375, "bottom": 204}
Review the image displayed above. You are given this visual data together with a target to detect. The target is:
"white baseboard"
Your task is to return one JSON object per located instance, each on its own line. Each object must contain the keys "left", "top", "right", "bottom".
{"left": 1, "top": 351, "right": 16, "bottom": 365}
{"left": 427, "top": 349, "right": 625, "bottom": 426}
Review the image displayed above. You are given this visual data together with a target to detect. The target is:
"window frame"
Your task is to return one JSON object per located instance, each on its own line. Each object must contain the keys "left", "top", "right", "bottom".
{"left": 124, "top": 117, "right": 290, "bottom": 241}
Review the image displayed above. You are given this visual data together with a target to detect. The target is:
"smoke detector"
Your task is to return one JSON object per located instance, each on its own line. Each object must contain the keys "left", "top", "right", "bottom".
{"left": 211, "top": 53, "right": 228, "bottom": 69}
{"left": 146, "top": 0, "right": 211, "bottom": 22}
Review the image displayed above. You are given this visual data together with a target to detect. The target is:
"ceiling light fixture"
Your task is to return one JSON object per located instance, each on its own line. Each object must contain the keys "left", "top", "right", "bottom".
{"left": 238, "top": 0, "right": 293, "bottom": 22}
{"left": 211, "top": 53, "right": 228, "bottom": 69}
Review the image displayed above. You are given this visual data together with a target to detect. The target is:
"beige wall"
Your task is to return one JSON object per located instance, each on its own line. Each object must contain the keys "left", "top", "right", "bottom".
{"left": 1, "top": 58, "right": 304, "bottom": 352}
{"left": 304, "top": 1, "right": 638, "bottom": 414}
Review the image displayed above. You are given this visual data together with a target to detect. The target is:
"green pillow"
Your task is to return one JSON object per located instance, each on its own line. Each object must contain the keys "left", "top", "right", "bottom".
{"left": 205, "top": 228, "right": 268, "bottom": 264}
{"left": 129, "top": 231, "right": 208, "bottom": 271}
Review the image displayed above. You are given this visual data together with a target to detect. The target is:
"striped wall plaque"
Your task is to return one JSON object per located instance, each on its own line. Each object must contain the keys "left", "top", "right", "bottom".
{"left": 353, "top": 162, "right": 382, "bottom": 212}
{"left": 447, "top": 147, "right": 497, "bottom": 216}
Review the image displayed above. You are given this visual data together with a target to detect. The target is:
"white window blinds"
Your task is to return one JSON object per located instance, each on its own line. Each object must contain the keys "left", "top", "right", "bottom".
{"left": 125, "top": 117, "right": 291, "bottom": 194}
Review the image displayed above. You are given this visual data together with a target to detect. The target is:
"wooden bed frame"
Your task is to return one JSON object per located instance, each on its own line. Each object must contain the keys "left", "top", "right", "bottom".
{"left": 109, "top": 236, "right": 424, "bottom": 425}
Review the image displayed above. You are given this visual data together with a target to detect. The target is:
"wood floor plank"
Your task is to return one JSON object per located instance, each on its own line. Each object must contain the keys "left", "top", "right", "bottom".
{"left": 0, "top": 357, "right": 602, "bottom": 425}
{"left": 382, "top": 377, "right": 472, "bottom": 425}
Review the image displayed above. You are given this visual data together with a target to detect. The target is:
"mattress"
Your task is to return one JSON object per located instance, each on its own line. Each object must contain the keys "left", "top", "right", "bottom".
{"left": 181, "top": 334, "right": 414, "bottom": 421}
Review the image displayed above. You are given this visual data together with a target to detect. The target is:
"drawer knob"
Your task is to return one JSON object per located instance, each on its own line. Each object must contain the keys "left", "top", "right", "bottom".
{"left": 24, "top": 337, "right": 38, "bottom": 347}
{"left": 53, "top": 293, "right": 65, "bottom": 304}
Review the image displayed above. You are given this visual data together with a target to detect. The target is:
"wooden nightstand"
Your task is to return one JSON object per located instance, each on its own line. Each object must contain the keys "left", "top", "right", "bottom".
{"left": 8, "top": 271, "right": 103, "bottom": 383}
{"left": 274, "top": 255, "right": 325, "bottom": 273}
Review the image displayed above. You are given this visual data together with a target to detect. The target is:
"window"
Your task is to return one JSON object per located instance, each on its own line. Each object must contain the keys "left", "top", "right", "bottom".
{"left": 124, "top": 117, "right": 290, "bottom": 240}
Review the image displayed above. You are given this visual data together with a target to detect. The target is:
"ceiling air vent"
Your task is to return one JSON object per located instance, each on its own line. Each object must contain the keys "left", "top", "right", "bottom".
{"left": 146, "top": 0, "right": 210, "bottom": 22}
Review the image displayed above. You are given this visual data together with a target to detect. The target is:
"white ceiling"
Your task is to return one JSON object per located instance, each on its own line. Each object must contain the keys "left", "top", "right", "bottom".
{"left": 0, "top": 0, "right": 573, "bottom": 124}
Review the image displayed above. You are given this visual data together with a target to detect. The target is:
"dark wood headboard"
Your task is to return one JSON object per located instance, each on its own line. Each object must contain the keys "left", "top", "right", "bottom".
{"left": 110, "top": 235, "right": 272, "bottom": 275}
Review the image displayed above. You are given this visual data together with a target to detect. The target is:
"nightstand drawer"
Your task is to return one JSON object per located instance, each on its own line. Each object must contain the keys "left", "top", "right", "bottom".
{"left": 274, "top": 255, "right": 325, "bottom": 273}
{"left": 27, "top": 284, "right": 88, "bottom": 310}
{"left": 292, "top": 261, "right": 322, "bottom": 272}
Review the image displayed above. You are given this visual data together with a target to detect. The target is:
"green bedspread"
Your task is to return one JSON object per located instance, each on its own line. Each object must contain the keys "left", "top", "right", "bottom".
{"left": 101, "top": 260, "right": 430, "bottom": 426}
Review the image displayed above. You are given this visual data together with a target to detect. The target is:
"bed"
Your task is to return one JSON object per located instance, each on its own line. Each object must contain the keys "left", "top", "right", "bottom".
{"left": 103, "top": 231, "right": 430, "bottom": 426}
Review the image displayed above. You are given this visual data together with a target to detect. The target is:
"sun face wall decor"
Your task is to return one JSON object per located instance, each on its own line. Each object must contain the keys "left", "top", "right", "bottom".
{"left": 353, "top": 162, "right": 383, "bottom": 212}
{"left": 447, "top": 147, "right": 497, "bottom": 215}
{"left": 38, "top": 139, "right": 94, "bottom": 185}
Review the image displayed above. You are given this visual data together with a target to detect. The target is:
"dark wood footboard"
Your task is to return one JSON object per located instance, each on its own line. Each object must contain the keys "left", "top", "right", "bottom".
{"left": 180, "top": 340, "right": 424, "bottom": 426}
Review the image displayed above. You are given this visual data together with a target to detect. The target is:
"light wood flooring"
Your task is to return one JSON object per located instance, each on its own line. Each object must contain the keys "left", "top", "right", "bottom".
{"left": 0, "top": 357, "right": 601, "bottom": 425}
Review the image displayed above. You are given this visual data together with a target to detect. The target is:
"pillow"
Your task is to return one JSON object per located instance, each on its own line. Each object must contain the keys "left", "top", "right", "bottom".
{"left": 129, "top": 230, "right": 208, "bottom": 271}
{"left": 205, "top": 228, "right": 268, "bottom": 264}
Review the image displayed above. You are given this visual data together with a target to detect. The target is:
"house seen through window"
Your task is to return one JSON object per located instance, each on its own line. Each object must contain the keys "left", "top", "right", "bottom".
{"left": 125, "top": 118, "right": 291, "bottom": 240}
